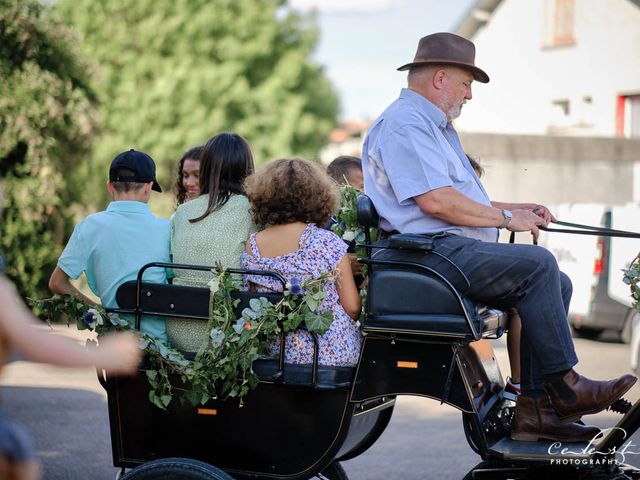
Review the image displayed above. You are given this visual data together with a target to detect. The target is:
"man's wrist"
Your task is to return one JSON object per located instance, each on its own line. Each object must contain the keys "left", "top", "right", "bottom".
{"left": 498, "top": 209, "right": 512, "bottom": 229}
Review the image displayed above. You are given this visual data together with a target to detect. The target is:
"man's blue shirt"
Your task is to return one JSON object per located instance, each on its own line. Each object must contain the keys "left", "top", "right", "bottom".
{"left": 362, "top": 88, "right": 498, "bottom": 242}
{"left": 58, "top": 201, "right": 170, "bottom": 341}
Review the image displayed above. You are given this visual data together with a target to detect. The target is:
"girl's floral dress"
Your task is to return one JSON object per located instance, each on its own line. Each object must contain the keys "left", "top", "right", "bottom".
{"left": 242, "top": 224, "right": 362, "bottom": 367}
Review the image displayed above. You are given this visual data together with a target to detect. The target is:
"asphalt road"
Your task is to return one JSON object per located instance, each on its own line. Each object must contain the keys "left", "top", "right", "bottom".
{"left": 1, "top": 325, "right": 639, "bottom": 480}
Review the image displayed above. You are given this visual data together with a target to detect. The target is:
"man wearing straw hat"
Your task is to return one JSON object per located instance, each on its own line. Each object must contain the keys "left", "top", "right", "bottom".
{"left": 362, "top": 32, "right": 635, "bottom": 443}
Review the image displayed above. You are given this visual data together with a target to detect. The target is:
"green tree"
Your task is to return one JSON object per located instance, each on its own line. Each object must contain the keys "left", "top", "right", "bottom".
{"left": 56, "top": 0, "right": 339, "bottom": 200}
{"left": 0, "top": 0, "right": 98, "bottom": 298}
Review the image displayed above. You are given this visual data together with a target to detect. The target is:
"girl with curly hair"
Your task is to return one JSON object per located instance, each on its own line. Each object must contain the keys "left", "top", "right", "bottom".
{"left": 242, "top": 158, "right": 362, "bottom": 367}
{"left": 175, "top": 145, "right": 203, "bottom": 205}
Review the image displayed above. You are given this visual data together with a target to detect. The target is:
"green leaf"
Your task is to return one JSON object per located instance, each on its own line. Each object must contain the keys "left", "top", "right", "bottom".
{"left": 306, "top": 297, "right": 318, "bottom": 312}
{"left": 249, "top": 298, "right": 262, "bottom": 311}
{"left": 305, "top": 311, "right": 332, "bottom": 335}
{"left": 149, "top": 391, "right": 166, "bottom": 410}
{"left": 157, "top": 343, "right": 170, "bottom": 357}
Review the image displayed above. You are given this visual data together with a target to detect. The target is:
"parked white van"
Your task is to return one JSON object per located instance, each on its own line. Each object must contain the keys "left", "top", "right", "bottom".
{"left": 542, "top": 203, "right": 640, "bottom": 343}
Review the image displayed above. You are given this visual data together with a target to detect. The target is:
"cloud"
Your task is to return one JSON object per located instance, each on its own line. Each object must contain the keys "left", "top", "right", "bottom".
{"left": 288, "top": 0, "right": 399, "bottom": 13}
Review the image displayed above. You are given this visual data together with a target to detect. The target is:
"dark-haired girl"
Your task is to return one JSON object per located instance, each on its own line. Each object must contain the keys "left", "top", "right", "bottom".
{"left": 175, "top": 145, "right": 203, "bottom": 205}
{"left": 170, "top": 132, "right": 256, "bottom": 351}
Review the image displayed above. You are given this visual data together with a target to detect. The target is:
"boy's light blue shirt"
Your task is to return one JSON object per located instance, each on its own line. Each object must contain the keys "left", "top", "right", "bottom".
{"left": 362, "top": 88, "right": 498, "bottom": 243}
{"left": 58, "top": 201, "right": 170, "bottom": 342}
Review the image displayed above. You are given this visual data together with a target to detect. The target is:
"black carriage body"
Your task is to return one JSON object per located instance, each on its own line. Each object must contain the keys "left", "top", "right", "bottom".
{"left": 104, "top": 254, "right": 507, "bottom": 479}
{"left": 104, "top": 370, "right": 396, "bottom": 479}
{"left": 105, "top": 271, "right": 399, "bottom": 480}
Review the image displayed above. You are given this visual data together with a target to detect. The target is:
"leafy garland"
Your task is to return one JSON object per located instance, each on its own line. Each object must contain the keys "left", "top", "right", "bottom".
{"left": 29, "top": 268, "right": 335, "bottom": 409}
{"left": 330, "top": 184, "right": 378, "bottom": 265}
{"left": 623, "top": 253, "right": 640, "bottom": 311}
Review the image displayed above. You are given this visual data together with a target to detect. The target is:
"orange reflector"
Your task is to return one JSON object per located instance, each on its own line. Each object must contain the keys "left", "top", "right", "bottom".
{"left": 197, "top": 408, "right": 218, "bottom": 416}
{"left": 396, "top": 361, "right": 418, "bottom": 369}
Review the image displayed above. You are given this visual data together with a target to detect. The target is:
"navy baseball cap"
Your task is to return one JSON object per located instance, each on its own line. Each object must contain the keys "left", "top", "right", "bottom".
{"left": 109, "top": 149, "right": 162, "bottom": 192}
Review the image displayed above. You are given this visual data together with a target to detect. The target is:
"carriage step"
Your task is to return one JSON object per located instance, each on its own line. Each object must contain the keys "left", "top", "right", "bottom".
{"left": 489, "top": 397, "right": 640, "bottom": 465}
{"left": 489, "top": 436, "right": 593, "bottom": 463}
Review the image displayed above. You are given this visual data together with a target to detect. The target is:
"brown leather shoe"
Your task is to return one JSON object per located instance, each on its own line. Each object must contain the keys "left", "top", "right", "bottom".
{"left": 543, "top": 369, "right": 637, "bottom": 422}
{"left": 511, "top": 395, "right": 601, "bottom": 442}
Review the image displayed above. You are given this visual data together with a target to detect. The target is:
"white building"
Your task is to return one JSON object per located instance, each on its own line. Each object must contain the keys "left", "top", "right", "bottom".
{"left": 454, "top": 0, "right": 640, "bottom": 138}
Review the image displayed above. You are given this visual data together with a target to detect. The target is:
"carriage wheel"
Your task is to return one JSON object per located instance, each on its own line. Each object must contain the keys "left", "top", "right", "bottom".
{"left": 120, "top": 458, "right": 234, "bottom": 480}
{"left": 317, "top": 461, "right": 349, "bottom": 480}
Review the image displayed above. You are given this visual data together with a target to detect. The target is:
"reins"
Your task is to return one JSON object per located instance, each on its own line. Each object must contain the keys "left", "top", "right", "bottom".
{"left": 509, "top": 220, "right": 640, "bottom": 245}
{"left": 540, "top": 220, "right": 640, "bottom": 238}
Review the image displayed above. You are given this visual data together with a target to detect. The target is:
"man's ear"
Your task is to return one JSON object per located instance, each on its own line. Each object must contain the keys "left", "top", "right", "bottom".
{"left": 432, "top": 68, "right": 447, "bottom": 90}
{"left": 107, "top": 180, "right": 114, "bottom": 196}
{"left": 145, "top": 182, "right": 153, "bottom": 195}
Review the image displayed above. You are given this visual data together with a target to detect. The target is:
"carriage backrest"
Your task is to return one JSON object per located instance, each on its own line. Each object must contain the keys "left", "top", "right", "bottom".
{"left": 114, "top": 281, "right": 283, "bottom": 320}
{"left": 113, "top": 280, "right": 355, "bottom": 389}
{"left": 356, "top": 194, "right": 379, "bottom": 230}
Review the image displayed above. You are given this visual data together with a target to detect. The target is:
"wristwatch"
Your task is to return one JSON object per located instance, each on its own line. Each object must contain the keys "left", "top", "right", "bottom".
{"left": 498, "top": 209, "right": 512, "bottom": 229}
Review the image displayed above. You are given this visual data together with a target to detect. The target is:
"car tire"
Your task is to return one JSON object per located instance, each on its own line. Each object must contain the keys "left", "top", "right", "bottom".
{"left": 571, "top": 326, "right": 604, "bottom": 340}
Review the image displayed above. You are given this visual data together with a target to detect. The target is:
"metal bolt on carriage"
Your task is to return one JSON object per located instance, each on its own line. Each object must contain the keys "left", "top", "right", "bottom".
{"left": 101, "top": 195, "right": 640, "bottom": 480}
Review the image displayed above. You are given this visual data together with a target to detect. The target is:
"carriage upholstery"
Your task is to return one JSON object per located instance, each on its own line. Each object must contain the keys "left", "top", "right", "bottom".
{"left": 356, "top": 194, "right": 508, "bottom": 340}
{"left": 365, "top": 266, "right": 507, "bottom": 339}
{"left": 113, "top": 281, "right": 355, "bottom": 389}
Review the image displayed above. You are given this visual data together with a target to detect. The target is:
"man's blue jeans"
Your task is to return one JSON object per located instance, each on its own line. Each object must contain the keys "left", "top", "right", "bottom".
{"left": 431, "top": 234, "right": 578, "bottom": 395}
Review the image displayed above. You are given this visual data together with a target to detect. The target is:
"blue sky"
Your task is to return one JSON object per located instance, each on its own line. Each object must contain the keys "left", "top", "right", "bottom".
{"left": 289, "top": 0, "right": 477, "bottom": 120}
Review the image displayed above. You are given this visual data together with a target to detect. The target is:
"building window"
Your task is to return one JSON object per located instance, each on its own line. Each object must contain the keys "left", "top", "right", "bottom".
{"left": 617, "top": 94, "right": 640, "bottom": 138}
{"left": 549, "top": 99, "right": 572, "bottom": 131}
{"left": 544, "top": 0, "right": 575, "bottom": 47}
{"left": 552, "top": 99, "right": 570, "bottom": 116}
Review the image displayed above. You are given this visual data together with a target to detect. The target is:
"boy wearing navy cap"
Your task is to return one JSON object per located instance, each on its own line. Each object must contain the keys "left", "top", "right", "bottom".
{"left": 49, "top": 149, "right": 170, "bottom": 342}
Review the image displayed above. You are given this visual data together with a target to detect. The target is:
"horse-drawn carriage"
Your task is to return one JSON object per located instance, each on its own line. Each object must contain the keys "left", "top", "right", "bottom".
{"left": 101, "top": 196, "right": 640, "bottom": 480}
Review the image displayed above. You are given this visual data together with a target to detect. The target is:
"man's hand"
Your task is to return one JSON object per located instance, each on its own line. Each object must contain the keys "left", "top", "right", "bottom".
{"left": 492, "top": 201, "right": 557, "bottom": 223}
{"left": 507, "top": 209, "right": 548, "bottom": 243}
{"left": 531, "top": 204, "right": 556, "bottom": 223}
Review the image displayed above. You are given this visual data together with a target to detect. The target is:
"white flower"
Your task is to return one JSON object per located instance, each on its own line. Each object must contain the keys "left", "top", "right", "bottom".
{"left": 342, "top": 230, "right": 356, "bottom": 242}
{"left": 207, "top": 276, "right": 220, "bottom": 294}
{"left": 210, "top": 328, "right": 225, "bottom": 348}
{"left": 88, "top": 308, "right": 104, "bottom": 326}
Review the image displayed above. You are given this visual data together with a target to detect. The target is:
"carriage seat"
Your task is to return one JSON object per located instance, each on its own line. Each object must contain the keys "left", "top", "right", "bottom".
{"left": 365, "top": 265, "right": 508, "bottom": 339}
{"left": 113, "top": 281, "right": 355, "bottom": 389}
{"left": 356, "top": 194, "right": 509, "bottom": 340}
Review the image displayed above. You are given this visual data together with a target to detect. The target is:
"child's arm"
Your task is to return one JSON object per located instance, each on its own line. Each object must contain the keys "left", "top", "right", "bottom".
{"left": 347, "top": 252, "right": 363, "bottom": 277}
{"left": 48, "top": 266, "right": 96, "bottom": 305}
{"left": 0, "top": 276, "right": 141, "bottom": 374}
{"left": 335, "top": 255, "right": 361, "bottom": 320}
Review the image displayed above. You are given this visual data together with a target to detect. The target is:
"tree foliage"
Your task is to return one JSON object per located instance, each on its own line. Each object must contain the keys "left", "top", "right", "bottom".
{"left": 56, "top": 0, "right": 339, "bottom": 196}
{"left": 0, "top": 0, "right": 98, "bottom": 298}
